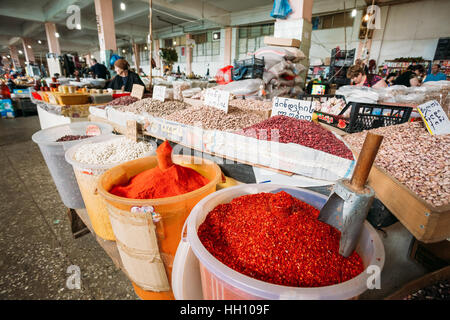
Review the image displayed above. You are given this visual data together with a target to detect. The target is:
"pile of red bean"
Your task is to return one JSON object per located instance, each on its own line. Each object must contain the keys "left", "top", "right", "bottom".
{"left": 108, "top": 95, "right": 139, "bottom": 106}
{"left": 237, "top": 115, "right": 354, "bottom": 160}
{"left": 56, "top": 135, "right": 92, "bottom": 142}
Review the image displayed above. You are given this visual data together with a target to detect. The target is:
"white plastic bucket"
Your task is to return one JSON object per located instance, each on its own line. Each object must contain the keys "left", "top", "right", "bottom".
{"left": 32, "top": 122, "right": 113, "bottom": 209}
{"left": 179, "top": 184, "right": 385, "bottom": 300}
{"left": 65, "top": 135, "right": 156, "bottom": 240}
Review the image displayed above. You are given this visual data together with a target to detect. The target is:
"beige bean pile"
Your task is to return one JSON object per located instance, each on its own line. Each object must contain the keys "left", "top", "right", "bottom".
{"left": 118, "top": 98, "right": 189, "bottom": 117}
{"left": 164, "top": 105, "right": 266, "bottom": 131}
{"left": 229, "top": 99, "right": 272, "bottom": 118}
{"left": 344, "top": 122, "right": 450, "bottom": 207}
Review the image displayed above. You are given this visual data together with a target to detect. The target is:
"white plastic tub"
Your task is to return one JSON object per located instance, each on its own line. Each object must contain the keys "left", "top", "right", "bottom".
{"left": 178, "top": 184, "right": 385, "bottom": 300}
{"left": 65, "top": 135, "right": 156, "bottom": 240}
{"left": 32, "top": 122, "right": 113, "bottom": 209}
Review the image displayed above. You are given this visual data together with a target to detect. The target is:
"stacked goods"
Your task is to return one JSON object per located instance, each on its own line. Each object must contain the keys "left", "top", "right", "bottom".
{"left": 118, "top": 98, "right": 189, "bottom": 117}
{"left": 254, "top": 46, "right": 307, "bottom": 99}
{"left": 237, "top": 115, "right": 354, "bottom": 160}
{"left": 198, "top": 191, "right": 364, "bottom": 287}
{"left": 344, "top": 122, "right": 450, "bottom": 207}
{"left": 313, "top": 97, "right": 350, "bottom": 117}
{"left": 164, "top": 106, "right": 266, "bottom": 131}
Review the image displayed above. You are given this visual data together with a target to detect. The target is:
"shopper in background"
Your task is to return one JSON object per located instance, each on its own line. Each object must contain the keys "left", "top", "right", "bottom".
{"left": 90, "top": 58, "right": 110, "bottom": 80}
{"left": 354, "top": 59, "right": 369, "bottom": 75}
{"left": 385, "top": 72, "right": 398, "bottom": 86}
{"left": 107, "top": 59, "right": 146, "bottom": 92}
{"left": 394, "top": 64, "right": 424, "bottom": 87}
{"left": 347, "top": 65, "right": 387, "bottom": 88}
{"left": 368, "top": 59, "right": 377, "bottom": 75}
{"left": 423, "top": 64, "right": 447, "bottom": 82}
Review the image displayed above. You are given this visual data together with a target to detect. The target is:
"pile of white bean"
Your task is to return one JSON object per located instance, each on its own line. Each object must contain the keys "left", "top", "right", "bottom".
{"left": 344, "top": 122, "right": 450, "bottom": 207}
{"left": 73, "top": 136, "right": 155, "bottom": 165}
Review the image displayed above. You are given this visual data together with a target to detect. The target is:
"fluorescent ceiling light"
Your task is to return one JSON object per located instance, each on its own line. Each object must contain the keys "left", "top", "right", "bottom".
{"left": 120, "top": 2, "right": 126, "bottom": 11}
{"left": 144, "top": 46, "right": 148, "bottom": 50}
{"left": 38, "top": 40, "right": 42, "bottom": 44}
{"left": 364, "top": 14, "right": 369, "bottom": 21}
{"left": 122, "top": 49, "right": 126, "bottom": 53}
{"left": 7, "top": 55, "right": 11, "bottom": 58}
{"left": 173, "top": 41, "right": 176, "bottom": 45}
{"left": 55, "top": 32, "right": 60, "bottom": 38}
{"left": 18, "top": 50, "right": 23, "bottom": 54}
{"left": 76, "top": 24, "right": 81, "bottom": 30}
{"left": 351, "top": 9, "right": 357, "bottom": 17}
{"left": 27, "top": 45, "right": 32, "bottom": 49}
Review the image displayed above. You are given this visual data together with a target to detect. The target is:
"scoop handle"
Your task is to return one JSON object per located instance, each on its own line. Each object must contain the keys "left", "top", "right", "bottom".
{"left": 350, "top": 132, "right": 383, "bottom": 191}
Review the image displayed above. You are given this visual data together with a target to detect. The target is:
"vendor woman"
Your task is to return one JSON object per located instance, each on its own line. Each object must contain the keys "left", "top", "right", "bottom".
{"left": 347, "top": 65, "right": 387, "bottom": 88}
{"left": 107, "top": 59, "right": 146, "bottom": 92}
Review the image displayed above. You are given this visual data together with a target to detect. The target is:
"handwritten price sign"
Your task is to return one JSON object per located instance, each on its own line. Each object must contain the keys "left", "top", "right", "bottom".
{"left": 153, "top": 85, "right": 166, "bottom": 102}
{"left": 204, "top": 89, "right": 230, "bottom": 113}
{"left": 271, "top": 97, "right": 315, "bottom": 121}
{"left": 417, "top": 100, "right": 450, "bottom": 135}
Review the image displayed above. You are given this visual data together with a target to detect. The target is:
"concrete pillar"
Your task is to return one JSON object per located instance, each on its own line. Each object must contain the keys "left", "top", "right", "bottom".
{"left": 44, "top": 22, "right": 61, "bottom": 54}
{"left": 94, "top": 0, "right": 117, "bottom": 64}
{"left": 133, "top": 43, "right": 140, "bottom": 72}
{"left": 186, "top": 34, "right": 192, "bottom": 75}
{"left": 8, "top": 46, "right": 21, "bottom": 70}
{"left": 223, "top": 27, "right": 232, "bottom": 66}
{"left": 21, "top": 38, "right": 35, "bottom": 63}
{"left": 85, "top": 53, "right": 93, "bottom": 67}
{"left": 231, "top": 27, "right": 239, "bottom": 64}
{"left": 274, "top": 0, "right": 313, "bottom": 76}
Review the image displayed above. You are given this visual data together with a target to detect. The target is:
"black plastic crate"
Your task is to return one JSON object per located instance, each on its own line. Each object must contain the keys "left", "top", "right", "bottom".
{"left": 232, "top": 64, "right": 264, "bottom": 80}
{"left": 234, "top": 56, "right": 265, "bottom": 69}
{"left": 344, "top": 102, "right": 412, "bottom": 133}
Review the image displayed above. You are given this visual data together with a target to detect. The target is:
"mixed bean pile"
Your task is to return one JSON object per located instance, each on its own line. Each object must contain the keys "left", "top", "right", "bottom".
{"left": 344, "top": 122, "right": 450, "bottom": 207}
{"left": 198, "top": 191, "right": 364, "bottom": 287}
{"left": 108, "top": 95, "right": 139, "bottom": 106}
{"left": 236, "top": 115, "right": 354, "bottom": 160}
{"left": 56, "top": 135, "right": 92, "bottom": 142}
{"left": 118, "top": 98, "right": 189, "bottom": 117}
{"left": 229, "top": 99, "right": 272, "bottom": 114}
{"left": 164, "top": 106, "right": 266, "bottom": 131}
{"left": 404, "top": 279, "right": 449, "bottom": 300}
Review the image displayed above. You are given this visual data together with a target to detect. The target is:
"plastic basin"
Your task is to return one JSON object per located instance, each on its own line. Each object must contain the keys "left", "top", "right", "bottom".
{"left": 185, "top": 184, "right": 385, "bottom": 300}
{"left": 97, "top": 155, "right": 222, "bottom": 300}
{"left": 65, "top": 135, "right": 156, "bottom": 240}
{"left": 32, "top": 122, "right": 113, "bottom": 209}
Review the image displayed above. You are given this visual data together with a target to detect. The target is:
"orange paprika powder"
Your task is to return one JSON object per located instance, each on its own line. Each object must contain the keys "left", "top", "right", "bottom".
{"left": 110, "top": 140, "right": 210, "bottom": 199}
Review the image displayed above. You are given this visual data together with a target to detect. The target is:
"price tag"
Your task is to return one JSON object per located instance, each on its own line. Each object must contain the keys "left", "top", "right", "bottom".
{"left": 130, "top": 84, "right": 145, "bottom": 99}
{"left": 204, "top": 89, "right": 230, "bottom": 113}
{"left": 271, "top": 97, "right": 314, "bottom": 121}
{"left": 86, "top": 124, "right": 101, "bottom": 136}
{"left": 126, "top": 120, "right": 138, "bottom": 142}
{"left": 153, "top": 85, "right": 166, "bottom": 102}
{"left": 417, "top": 100, "right": 450, "bottom": 135}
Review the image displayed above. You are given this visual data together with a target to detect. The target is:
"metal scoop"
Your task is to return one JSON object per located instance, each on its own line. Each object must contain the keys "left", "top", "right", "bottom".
{"left": 319, "top": 132, "right": 383, "bottom": 257}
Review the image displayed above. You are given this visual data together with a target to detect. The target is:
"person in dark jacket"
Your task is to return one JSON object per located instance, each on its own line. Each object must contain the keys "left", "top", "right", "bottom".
{"left": 90, "top": 59, "right": 110, "bottom": 79}
{"left": 394, "top": 64, "right": 424, "bottom": 87}
{"left": 107, "top": 59, "right": 146, "bottom": 92}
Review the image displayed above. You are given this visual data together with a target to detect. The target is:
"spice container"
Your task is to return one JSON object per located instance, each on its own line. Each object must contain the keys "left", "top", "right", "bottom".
{"left": 32, "top": 122, "right": 113, "bottom": 209}
{"left": 97, "top": 155, "right": 222, "bottom": 300}
{"left": 65, "top": 135, "right": 156, "bottom": 240}
{"left": 176, "top": 184, "right": 385, "bottom": 300}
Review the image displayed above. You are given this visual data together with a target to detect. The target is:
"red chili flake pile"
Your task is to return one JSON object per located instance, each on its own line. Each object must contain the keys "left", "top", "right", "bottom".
{"left": 198, "top": 191, "right": 364, "bottom": 287}
{"left": 236, "top": 115, "right": 354, "bottom": 160}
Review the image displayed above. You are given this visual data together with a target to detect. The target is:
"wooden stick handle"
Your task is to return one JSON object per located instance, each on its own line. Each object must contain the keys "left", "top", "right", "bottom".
{"left": 350, "top": 132, "right": 384, "bottom": 191}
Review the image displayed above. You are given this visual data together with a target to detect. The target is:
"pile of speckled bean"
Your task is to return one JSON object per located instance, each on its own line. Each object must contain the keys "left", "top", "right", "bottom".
{"left": 163, "top": 105, "right": 266, "bottom": 131}
{"left": 118, "top": 98, "right": 189, "bottom": 117}
{"left": 343, "top": 122, "right": 450, "bottom": 207}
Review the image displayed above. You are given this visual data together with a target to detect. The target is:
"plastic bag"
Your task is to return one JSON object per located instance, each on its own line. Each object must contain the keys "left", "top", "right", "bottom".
{"left": 215, "top": 65, "right": 234, "bottom": 85}
{"left": 172, "top": 81, "right": 191, "bottom": 101}
{"left": 270, "top": 0, "right": 292, "bottom": 19}
{"left": 216, "top": 79, "right": 264, "bottom": 97}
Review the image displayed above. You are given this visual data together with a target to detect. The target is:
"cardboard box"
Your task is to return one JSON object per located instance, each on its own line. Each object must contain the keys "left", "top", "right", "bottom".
{"left": 264, "top": 36, "right": 301, "bottom": 48}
